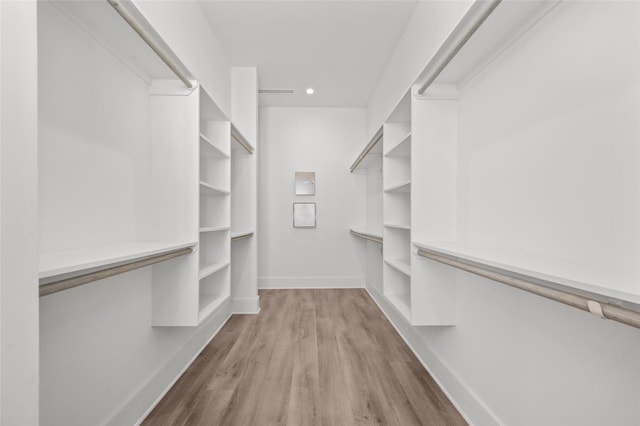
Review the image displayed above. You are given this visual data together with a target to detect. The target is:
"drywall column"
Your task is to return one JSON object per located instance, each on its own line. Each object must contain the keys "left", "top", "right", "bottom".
{"left": 231, "top": 67, "right": 259, "bottom": 313}
{"left": 0, "top": 1, "right": 39, "bottom": 424}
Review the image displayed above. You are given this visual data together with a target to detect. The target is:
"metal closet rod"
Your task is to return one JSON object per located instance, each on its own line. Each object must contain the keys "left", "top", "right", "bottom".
{"left": 350, "top": 230, "right": 383, "bottom": 245}
{"left": 350, "top": 128, "right": 383, "bottom": 173}
{"left": 39, "top": 247, "right": 193, "bottom": 297}
{"left": 231, "top": 130, "right": 255, "bottom": 154}
{"left": 107, "top": 0, "right": 193, "bottom": 89}
{"left": 416, "top": 0, "right": 502, "bottom": 96}
{"left": 231, "top": 232, "right": 254, "bottom": 242}
{"left": 416, "top": 248, "right": 640, "bottom": 330}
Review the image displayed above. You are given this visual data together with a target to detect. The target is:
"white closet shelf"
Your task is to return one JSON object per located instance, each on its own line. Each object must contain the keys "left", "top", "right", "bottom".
{"left": 384, "top": 223, "right": 411, "bottom": 231}
{"left": 384, "top": 181, "right": 411, "bottom": 193}
{"left": 199, "top": 181, "right": 230, "bottom": 195}
{"left": 385, "top": 259, "right": 411, "bottom": 276}
{"left": 386, "top": 293, "right": 411, "bottom": 321}
{"left": 200, "top": 133, "right": 230, "bottom": 158}
{"left": 39, "top": 241, "right": 196, "bottom": 280}
{"left": 414, "top": 241, "right": 640, "bottom": 312}
{"left": 199, "top": 260, "right": 230, "bottom": 280}
{"left": 199, "top": 293, "right": 229, "bottom": 323}
{"left": 231, "top": 230, "right": 255, "bottom": 242}
{"left": 384, "top": 132, "right": 411, "bottom": 157}
{"left": 200, "top": 226, "right": 230, "bottom": 233}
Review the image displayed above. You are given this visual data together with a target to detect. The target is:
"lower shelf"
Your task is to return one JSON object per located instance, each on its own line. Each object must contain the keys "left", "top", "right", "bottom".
{"left": 384, "top": 258, "right": 411, "bottom": 276}
{"left": 386, "top": 293, "right": 411, "bottom": 322}
{"left": 199, "top": 260, "right": 230, "bottom": 280}
{"left": 384, "top": 263, "right": 411, "bottom": 322}
{"left": 39, "top": 241, "right": 197, "bottom": 281}
{"left": 414, "top": 241, "right": 640, "bottom": 307}
{"left": 199, "top": 263, "right": 230, "bottom": 323}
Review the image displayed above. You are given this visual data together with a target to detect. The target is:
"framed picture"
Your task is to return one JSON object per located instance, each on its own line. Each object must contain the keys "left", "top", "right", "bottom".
{"left": 293, "top": 202, "right": 316, "bottom": 228}
{"left": 295, "top": 171, "right": 315, "bottom": 195}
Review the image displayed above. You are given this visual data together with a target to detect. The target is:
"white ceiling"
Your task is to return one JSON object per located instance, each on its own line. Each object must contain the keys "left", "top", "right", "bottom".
{"left": 198, "top": 1, "right": 419, "bottom": 107}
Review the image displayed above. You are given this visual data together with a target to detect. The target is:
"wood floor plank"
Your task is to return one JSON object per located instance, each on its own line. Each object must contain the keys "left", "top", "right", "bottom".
{"left": 143, "top": 289, "right": 467, "bottom": 426}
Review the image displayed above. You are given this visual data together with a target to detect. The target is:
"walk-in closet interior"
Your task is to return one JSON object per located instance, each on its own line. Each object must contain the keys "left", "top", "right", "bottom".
{"left": 2, "top": 0, "right": 640, "bottom": 424}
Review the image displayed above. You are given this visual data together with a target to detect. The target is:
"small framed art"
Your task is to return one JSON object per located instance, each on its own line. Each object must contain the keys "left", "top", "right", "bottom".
{"left": 293, "top": 202, "right": 316, "bottom": 228}
{"left": 295, "top": 171, "right": 315, "bottom": 195}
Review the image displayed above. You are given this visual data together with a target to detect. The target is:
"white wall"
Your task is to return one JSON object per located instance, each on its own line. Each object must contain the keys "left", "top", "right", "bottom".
{"left": 0, "top": 1, "right": 39, "bottom": 424}
{"left": 134, "top": 0, "right": 232, "bottom": 118}
{"left": 259, "top": 107, "right": 366, "bottom": 288}
{"left": 366, "top": 0, "right": 472, "bottom": 140}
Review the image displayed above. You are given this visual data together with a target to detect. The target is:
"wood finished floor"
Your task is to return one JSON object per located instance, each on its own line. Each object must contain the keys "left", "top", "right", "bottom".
{"left": 143, "top": 289, "right": 467, "bottom": 426}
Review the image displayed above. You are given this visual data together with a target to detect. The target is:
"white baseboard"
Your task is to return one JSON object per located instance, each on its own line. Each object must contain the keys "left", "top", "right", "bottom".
{"left": 233, "top": 295, "right": 261, "bottom": 314}
{"left": 104, "top": 299, "right": 233, "bottom": 426}
{"left": 365, "top": 284, "right": 500, "bottom": 426}
{"left": 259, "top": 276, "right": 365, "bottom": 289}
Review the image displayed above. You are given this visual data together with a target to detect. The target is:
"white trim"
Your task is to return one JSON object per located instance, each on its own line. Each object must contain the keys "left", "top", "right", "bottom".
{"left": 103, "top": 300, "right": 233, "bottom": 425}
{"left": 259, "top": 276, "right": 365, "bottom": 289}
{"left": 232, "top": 295, "right": 260, "bottom": 314}
{"left": 365, "top": 283, "right": 502, "bottom": 426}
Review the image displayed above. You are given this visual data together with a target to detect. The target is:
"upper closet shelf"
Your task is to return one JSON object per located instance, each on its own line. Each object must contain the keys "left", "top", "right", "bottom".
{"left": 231, "top": 123, "right": 255, "bottom": 154}
{"left": 384, "top": 132, "right": 411, "bottom": 157}
{"left": 200, "top": 181, "right": 230, "bottom": 195}
{"left": 417, "top": 0, "right": 559, "bottom": 95}
{"left": 39, "top": 241, "right": 196, "bottom": 282}
{"left": 200, "top": 133, "right": 230, "bottom": 158}
{"left": 350, "top": 127, "right": 383, "bottom": 172}
{"left": 384, "top": 181, "right": 411, "bottom": 193}
{"left": 201, "top": 226, "right": 230, "bottom": 233}
{"left": 414, "top": 241, "right": 640, "bottom": 329}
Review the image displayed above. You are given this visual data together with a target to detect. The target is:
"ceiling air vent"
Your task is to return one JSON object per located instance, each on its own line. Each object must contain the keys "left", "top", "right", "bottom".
{"left": 258, "top": 89, "right": 295, "bottom": 94}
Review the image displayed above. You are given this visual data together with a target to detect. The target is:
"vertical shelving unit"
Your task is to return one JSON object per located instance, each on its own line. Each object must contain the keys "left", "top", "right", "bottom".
{"left": 150, "top": 82, "right": 232, "bottom": 326}
{"left": 198, "top": 88, "right": 231, "bottom": 324}
{"left": 382, "top": 91, "right": 412, "bottom": 321}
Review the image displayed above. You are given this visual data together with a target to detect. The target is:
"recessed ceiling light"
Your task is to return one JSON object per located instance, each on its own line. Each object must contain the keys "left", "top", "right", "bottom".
{"left": 306, "top": 88, "right": 314, "bottom": 95}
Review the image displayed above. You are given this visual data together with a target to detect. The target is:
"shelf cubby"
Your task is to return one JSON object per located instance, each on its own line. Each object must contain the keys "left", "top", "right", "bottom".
{"left": 381, "top": 90, "right": 414, "bottom": 324}
{"left": 199, "top": 264, "right": 230, "bottom": 322}
{"left": 200, "top": 133, "right": 230, "bottom": 159}
{"left": 383, "top": 264, "right": 411, "bottom": 322}
{"left": 199, "top": 181, "right": 230, "bottom": 195}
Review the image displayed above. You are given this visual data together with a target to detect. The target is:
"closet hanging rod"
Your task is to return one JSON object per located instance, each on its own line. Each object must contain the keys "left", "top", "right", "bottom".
{"left": 107, "top": 0, "right": 193, "bottom": 89}
{"left": 231, "top": 232, "right": 254, "bottom": 242}
{"left": 231, "top": 130, "right": 255, "bottom": 154}
{"left": 350, "top": 230, "right": 383, "bottom": 245}
{"left": 350, "top": 128, "right": 383, "bottom": 173}
{"left": 416, "top": 0, "right": 501, "bottom": 96}
{"left": 416, "top": 247, "right": 640, "bottom": 330}
{"left": 39, "top": 247, "right": 193, "bottom": 297}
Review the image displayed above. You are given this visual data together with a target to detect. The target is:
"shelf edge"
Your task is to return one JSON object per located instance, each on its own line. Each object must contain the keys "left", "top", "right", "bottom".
{"left": 414, "top": 243, "right": 640, "bottom": 329}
